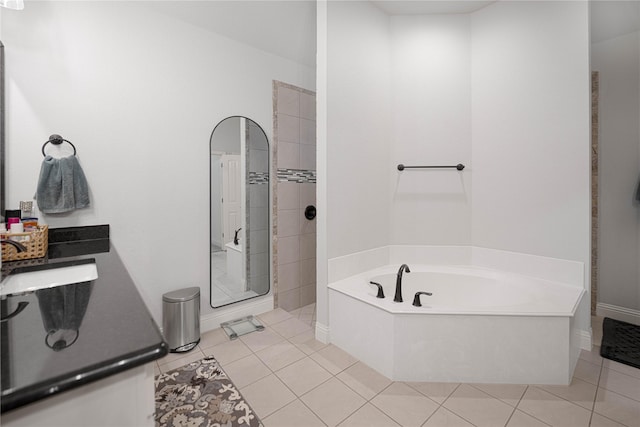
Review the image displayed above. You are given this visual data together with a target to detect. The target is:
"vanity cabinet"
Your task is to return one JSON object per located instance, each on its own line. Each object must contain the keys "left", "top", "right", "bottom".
{"left": 2, "top": 364, "right": 155, "bottom": 427}
{"left": 1, "top": 226, "right": 167, "bottom": 425}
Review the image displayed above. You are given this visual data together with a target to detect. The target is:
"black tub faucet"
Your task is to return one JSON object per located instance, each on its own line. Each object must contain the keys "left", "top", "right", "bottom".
{"left": 369, "top": 281, "right": 385, "bottom": 299}
{"left": 413, "top": 291, "right": 433, "bottom": 307}
{"left": 394, "top": 264, "right": 411, "bottom": 302}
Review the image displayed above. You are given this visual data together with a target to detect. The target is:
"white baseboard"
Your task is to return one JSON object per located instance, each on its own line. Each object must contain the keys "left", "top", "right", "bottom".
{"left": 200, "top": 296, "right": 275, "bottom": 333}
{"left": 578, "top": 329, "right": 592, "bottom": 350}
{"left": 315, "top": 322, "right": 330, "bottom": 344}
{"left": 596, "top": 303, "right": 640, "bottom": 326}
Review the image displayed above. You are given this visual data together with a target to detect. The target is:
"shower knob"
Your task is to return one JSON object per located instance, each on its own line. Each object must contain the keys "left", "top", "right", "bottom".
{"left": 304, "top": 205, "right": 316, "bottom": 220}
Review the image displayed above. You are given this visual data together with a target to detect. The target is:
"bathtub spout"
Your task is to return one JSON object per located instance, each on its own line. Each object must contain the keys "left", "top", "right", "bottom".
{"left": 412, "top": 291, "right": 433, "bottom": 307}
{"left": 394, "top": 264, "right": 411, "bottom": 302}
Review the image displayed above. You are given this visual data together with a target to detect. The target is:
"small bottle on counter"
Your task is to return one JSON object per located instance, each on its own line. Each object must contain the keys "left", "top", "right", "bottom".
{"left": 5, "top": 209, "right": 21, "bottom": 224}
{"left": 21, "top": 218, "right": 38, "bottom": 231}
{"left": 7, "top": 217, "right": 24, "bottom": 242}
{"left": 9, "top": 222, "right": 25, "bottom": 242}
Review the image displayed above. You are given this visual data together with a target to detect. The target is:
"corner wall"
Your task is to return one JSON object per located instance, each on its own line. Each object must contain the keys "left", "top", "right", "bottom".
{"left": 390, "top": 14, "right": 472, "bottom": 245}
{"left": 470, "top": 1, "right": 590, "bottom": 264}
{"left": 591, "top": 27, "right": 640, "bottom": 313}
{"left": 325, "top": 0, "right": 392, "bottom": 260}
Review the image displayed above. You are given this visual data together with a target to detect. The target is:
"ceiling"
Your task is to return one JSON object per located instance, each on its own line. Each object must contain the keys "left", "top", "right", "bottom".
{"left": 138, "top": 1, "right": 640, "bottom": 76}
{"left": 145, "top": 1, "right": 317, "bottom": 67}
{"left": 143, "top": 1, "right": 498, "bottom": 69}
{"left": 371, "top": 1, "right": 496, "bottom": 15}
{"left": 590, "top": 0, "right": 640, "bottom": 44}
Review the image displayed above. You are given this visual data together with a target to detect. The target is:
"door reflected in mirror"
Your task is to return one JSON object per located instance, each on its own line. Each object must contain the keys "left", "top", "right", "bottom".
{"left": 210, "top": 116, "right": 270, "bottom": 308}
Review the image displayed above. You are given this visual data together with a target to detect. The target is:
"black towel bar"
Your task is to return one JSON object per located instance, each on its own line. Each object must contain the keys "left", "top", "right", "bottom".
{"left": 397, "top": 163, "right": 465, "bottom": 171}
{"left": 42, "top": 134, "right": 77, "bottom": 157}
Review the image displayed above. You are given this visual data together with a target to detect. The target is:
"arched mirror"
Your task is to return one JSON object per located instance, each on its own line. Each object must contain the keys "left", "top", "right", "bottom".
{"left": 210, "top": 116, "right": 270, "bottom": 308}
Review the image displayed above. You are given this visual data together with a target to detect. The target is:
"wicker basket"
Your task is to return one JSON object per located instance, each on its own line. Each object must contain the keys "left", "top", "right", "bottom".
{"left": 1, "top": 225, "right": 49, "bottom": 262}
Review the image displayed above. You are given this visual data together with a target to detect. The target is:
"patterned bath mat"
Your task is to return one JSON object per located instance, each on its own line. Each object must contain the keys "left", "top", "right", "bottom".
{"left": 155, "top": 356, "right": 263, "bottom": 427}
{"left": 600, "top": 317, "right": 640, "bottom": 370}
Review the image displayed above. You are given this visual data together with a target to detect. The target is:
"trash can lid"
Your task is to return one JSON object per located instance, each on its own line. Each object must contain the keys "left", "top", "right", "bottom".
{"left": 163, "top": 286, "right": 200, "bottom": 303}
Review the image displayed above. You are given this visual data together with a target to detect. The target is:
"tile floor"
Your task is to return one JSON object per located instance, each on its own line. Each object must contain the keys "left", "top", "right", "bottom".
{"left": 156, "top": 307, "right": 640, "bottom": 427}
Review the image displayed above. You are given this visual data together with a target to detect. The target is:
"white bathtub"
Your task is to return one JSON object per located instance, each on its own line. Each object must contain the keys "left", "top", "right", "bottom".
{"left": 328, "top": 263, "right": 585, "bottom": 385}
{"left": 225, "top": 242, "right": 244, "bottom": 290}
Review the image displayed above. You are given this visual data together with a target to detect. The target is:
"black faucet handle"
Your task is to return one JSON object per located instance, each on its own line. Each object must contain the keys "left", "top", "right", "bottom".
{"left": 369, "top": 281, "right": 385, "bottom": 299}
{"left": 412, "top": 291, "right": 433, "bottom": 307}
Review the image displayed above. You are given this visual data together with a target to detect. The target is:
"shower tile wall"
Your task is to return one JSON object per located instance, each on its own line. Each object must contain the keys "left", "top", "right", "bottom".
{"left": 273, "top": 81, "right": 316, "bottom": 312}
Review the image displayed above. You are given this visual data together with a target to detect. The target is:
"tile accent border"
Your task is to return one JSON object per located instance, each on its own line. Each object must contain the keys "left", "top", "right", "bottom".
{"left": 277, "top": 168, "right": 316, "bottom": 183}
{"left": 248, "top": 171, "right": 269, "bottom": 185}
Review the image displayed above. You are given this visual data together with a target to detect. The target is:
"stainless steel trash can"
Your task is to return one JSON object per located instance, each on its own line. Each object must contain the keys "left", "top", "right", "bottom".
{"left": 162, "top": 287, "right": 200, "bottom": 353}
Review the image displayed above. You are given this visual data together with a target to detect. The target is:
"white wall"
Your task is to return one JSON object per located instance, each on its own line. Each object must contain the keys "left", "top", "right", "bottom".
{"left": 390, "top": 14, "right": 472, "bottom": 245}
{"left": 592, "top": 29, "right": 640, "bottom": 311}
{"left": 470, "top": 1, "right": 590, "bottom": 264}
{"left": 2, "top": 1, "right": 315, "bottom": 324}
{"left": 326, "top": 0, "right": 391, "bottom": 258}
{"left": 325, "top": 1, "right": 590, "bottom": 264}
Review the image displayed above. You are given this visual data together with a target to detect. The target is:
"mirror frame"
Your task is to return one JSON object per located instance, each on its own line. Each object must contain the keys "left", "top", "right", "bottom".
{"left": 1, "top": 41, "right": 5, "bottom": 222}
{"left": 209, "top": 116, "right": 271, "bottom": 309}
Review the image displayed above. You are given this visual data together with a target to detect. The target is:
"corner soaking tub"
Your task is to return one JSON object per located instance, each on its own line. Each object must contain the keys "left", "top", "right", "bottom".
{"left": 328, "top": 264, "right": 585, "bottom": 385}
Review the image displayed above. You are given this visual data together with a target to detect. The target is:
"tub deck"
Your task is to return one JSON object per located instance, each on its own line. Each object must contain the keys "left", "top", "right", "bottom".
{"left": 330, "top": 265, "right": 584, "bottom": 316}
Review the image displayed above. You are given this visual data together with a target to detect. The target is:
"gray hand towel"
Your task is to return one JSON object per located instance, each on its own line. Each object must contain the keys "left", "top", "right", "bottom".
{"left": 35, "top": 155, "right": 90, "bottom": 213}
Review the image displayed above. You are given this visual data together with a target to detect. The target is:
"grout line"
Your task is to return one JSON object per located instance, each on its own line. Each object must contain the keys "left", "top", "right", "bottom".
{"left": 594, "top": 381, "right": 640, "bottom": 404}
{"left": 502, "top": 405, "right": 519, "bottom": 427}
{"left": 366, "top": 382, "right": 405, "bottom": 426}
{"left": 297, "top": 397, "right": 330, "bottom": 427}
{"left": 533, "top": 380, "right": 598, "bottom": 409}
{"left": 509, "top": 385, "right": 554, "bottom": 427}
{"left": 587, "top": 356, "right": 605, "bottom": 426}
{"left": 593, "top": 411, "right": 636, "bottom": 427}
{"left": 435, "top": 408, "right": 480, "bottom": 427}
{"left": 333, "top": 397, "right": 369, "bottom": 427}
{"left": 437, "top": 383, "right": 484, "bottom": 427}
{"left": 516, "top": 410, "right": 553, "bottom": 427}
{"left": 417, "top": 393, "right": 447, "bottom": 427}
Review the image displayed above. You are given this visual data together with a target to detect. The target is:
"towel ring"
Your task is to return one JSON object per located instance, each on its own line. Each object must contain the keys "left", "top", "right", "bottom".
{"left": 42, "top": 134, "right": 77, "bottom": 157}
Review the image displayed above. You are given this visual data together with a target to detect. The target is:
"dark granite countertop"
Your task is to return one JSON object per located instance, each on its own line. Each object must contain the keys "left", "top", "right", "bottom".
{"left": 0, "top": 225, "right": 168, "bottom": 413}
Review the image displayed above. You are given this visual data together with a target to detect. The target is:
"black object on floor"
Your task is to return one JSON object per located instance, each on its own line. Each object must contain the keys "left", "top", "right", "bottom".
{"left": 600, "top": 317, "right": 640, "bottom": 370}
